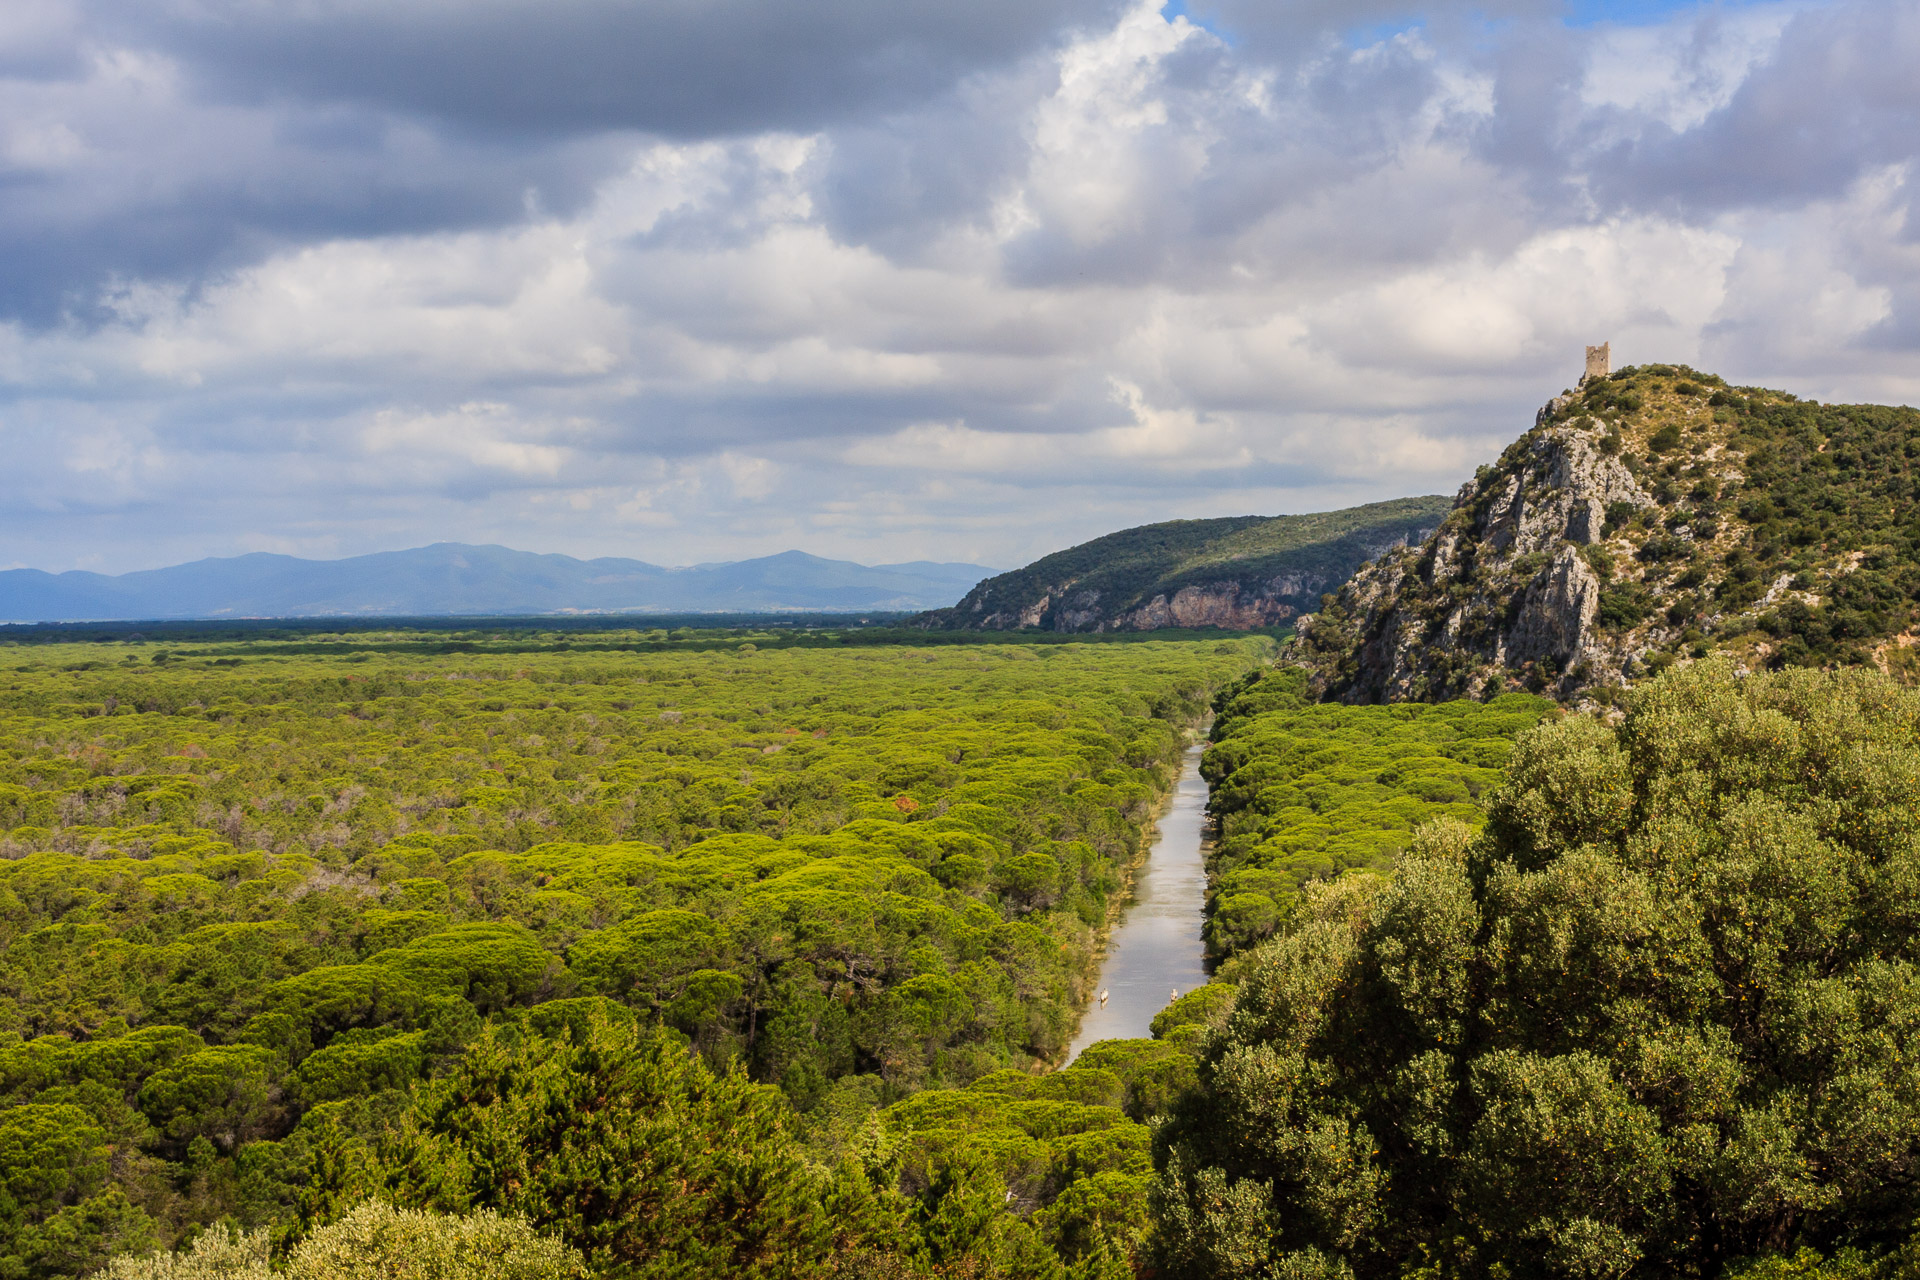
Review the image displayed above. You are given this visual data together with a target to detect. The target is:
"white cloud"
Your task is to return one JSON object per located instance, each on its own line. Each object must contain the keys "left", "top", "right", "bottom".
{"left": 1580, "top": 3, "right": 1800, "bottom": 132}
{"left": 1703, "top": 164, "right": 1912, "bottom": 393}
{"left": 1308, "top": 217, "right": 1740, "bottom": 373}
{"left": 362, "top": 403, "right": 573, "bottom": 479}
{"left": 0, "top": 0, "right": 1917, "bottom": 575}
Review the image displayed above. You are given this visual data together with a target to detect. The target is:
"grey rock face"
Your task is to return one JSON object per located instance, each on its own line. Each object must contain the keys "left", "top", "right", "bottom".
{"left": 1490, "top": 425, "right": 1652, "bottom": 555}
{"left": 1506, "top": 546, "right": 1603, "bottom": 667}
{"left": 1113, "top": 579, "right": 1323, "bottom": 630}
{"left": 1296, "top": 412, "right": 1657, "bottom": 702}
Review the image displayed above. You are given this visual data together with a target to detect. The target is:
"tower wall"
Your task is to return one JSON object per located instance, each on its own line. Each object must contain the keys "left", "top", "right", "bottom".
{"left": 1584, "top": 342, "right": 1611, "bottom": 382}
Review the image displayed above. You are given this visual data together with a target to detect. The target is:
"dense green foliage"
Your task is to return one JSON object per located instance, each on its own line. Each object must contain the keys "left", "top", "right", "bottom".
{"left": 103, "top": 1203, "right": 584, "bottom": 1280}
{"left": 29, "top": 600, "right": 1920, "bottom": 1279}
{"left": 1156, "top": 662, "right": 1920, "bottom": 1278}
{"left": 1199, "top": 669, "right": 1551, "bottom": 960}
{"left": 877, "top": 1035, "right": 1207, "bottom": 1277}
{"left": 916, "top": 499, "right": 1451, "bottom": 632}
{"left": 0, "top": 631, "right": 1264, "bottom": 1277}
{"left": 1715, "top": 398, "right": 1920, "bottom": 670}
{"left": 385, "top": 1013, "right": 839, "bottom": 1278}
{"left": 103, "top": 1009, "right": 1210, "bottom": 1280}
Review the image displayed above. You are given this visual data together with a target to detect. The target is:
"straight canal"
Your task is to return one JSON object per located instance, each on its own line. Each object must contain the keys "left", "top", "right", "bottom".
{"left": 1065, "top": 742, "right": 1212, "bottom": 1062}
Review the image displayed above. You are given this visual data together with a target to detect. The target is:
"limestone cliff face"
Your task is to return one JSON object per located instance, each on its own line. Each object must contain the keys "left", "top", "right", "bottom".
{"left": 1296, "top": 411, "right": 1667, "bottom": 702}
{"left": 987, "top": 572, "right": 1338, "bottom": 633}
{"left": 1117, "top": 577, "right": 1332, "bottom": 630}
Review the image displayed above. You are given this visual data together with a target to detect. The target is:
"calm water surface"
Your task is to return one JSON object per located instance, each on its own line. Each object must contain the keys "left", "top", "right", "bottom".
{"left": 1065, "top": 742, "right": 1211, "bottom": 1062}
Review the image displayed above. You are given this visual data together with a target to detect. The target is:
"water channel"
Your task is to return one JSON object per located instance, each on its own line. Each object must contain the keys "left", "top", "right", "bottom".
{"left": 1064, "top": 742, "right": 1212, "bottom": 1063}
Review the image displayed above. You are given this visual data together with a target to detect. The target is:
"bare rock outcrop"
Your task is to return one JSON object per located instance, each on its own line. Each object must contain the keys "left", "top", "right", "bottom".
{"left": 1294, "top": 410, "right": 1663, "bottom": 702}
{"left": 1113, "top": 577, "right": 1333, "bottom": 630}
{"left": 1506, "top": 545, "right": 1604, "bottom": 667}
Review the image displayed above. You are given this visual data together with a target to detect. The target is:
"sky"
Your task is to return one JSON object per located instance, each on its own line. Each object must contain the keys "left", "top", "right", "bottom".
{"left": 3, "top": 0, "right": 1918, "bottom": 574}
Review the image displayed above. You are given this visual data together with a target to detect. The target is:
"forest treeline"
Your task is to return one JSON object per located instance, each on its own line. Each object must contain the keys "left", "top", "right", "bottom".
{"left": 0, "top": 634, "right": 1266, "bottom": 1278}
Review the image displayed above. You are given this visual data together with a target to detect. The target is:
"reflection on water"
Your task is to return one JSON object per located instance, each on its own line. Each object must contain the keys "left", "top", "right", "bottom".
{"left": 1064, "top": 742, "right": 1210, "bottom": 1062}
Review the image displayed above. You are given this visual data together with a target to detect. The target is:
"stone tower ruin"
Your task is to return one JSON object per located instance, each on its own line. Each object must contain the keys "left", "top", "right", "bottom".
{"left": 1583, "top": 342, "right": 1611, "bottom": 383}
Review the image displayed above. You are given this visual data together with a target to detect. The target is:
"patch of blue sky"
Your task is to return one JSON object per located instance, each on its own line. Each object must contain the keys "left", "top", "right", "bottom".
{"left": 1334, "top": 0, "right": 1780, "bottom": 50}
{"left": 1160, "top": 0, "right": 1235, "bottom": 42}
{"left": 1561, "top": 0, "right": 1773, "bottom": 25}
{"left": 1343, "top": 18, "right": 1427, "bottom": 50}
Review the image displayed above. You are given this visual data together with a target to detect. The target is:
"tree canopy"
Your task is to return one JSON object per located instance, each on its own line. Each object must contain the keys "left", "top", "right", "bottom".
{"left": 0, "top": 629, "right": 1264, "bottom": 1277}
{"left": 1156, "top": 661, "right": 1920, "bottom": 1279}
{"left": 1201, "top": 668, "right": 1550, "bottom": 961}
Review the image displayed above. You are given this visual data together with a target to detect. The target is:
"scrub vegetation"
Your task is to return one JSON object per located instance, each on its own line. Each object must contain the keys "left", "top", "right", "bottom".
{"left": 1562, "top": 365, "right": 1920, "bottom": 677}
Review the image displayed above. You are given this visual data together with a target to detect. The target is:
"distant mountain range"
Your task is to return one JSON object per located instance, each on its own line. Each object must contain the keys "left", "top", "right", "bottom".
{"left": 0, "top": 544, "right": 998, "bottom": 622}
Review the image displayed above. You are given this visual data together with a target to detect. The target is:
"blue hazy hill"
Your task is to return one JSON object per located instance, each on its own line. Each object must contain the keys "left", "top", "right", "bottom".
{"left": 0, "top": 543, "right": 997, "bottom": 622}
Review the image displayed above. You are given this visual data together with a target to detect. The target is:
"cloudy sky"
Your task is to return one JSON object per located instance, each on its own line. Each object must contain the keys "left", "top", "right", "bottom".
{"left": 3, "top": 0, "right": 1918, "bottom": 574}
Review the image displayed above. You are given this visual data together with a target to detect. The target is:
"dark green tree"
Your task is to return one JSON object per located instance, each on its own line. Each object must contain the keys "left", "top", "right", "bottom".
{"left": 1155, "top": 662, "right": 1920, "bottom": 1279}
{"left": 380, "top": 1015, "right": 891, "bottom": 1279}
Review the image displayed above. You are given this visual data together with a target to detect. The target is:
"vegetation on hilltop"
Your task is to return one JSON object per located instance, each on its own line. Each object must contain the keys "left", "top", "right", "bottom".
{"left": 1295, "top": 365, "right": 1920, "bottom": 702}
{"left": 1569, "top": 365, "right": 1920, "bottom": 676}
{"left": 914, "top": 499, "right": 1452, "bottom": 633}
{"left": 1157, "top": 661, "right": 1920, "bottom": 1279}
{"left": 0, "top": 631, "right": 1265, "bottom": 1278}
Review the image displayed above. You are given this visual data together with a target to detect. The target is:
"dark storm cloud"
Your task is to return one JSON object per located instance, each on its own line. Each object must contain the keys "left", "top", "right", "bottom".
{"left": 0, "top": 2, "right": 85, "bottom": 79}
{"left": 0, "top": 116, "right": 628, "bottom": 323}
{"left": 93, "top": 0, "right": 1131, "bottom": 140}
{"left": 811, "top": 68, "right": 1050, "bottom": 257}
{"left": 1176, "top": 0, "right": 1552, "bottom": 56}
{"left": 0, "top": 0, "right": 1123, "bottom": 320}
{"left": 1466, "top": 18, "right": 1593, "bottom": 189}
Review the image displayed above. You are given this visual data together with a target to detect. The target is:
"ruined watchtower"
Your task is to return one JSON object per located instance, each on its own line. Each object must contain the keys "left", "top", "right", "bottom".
{"left": 1583, "top": 342, "right": 1611, "bottom": 384}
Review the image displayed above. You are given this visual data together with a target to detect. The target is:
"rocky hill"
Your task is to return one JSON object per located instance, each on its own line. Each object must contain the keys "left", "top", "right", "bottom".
{"left": 1293, "top": 364, "right": 1920, "bottom": 703}
{"left": 912, "top": 498, "right": 1451, "bottom": 632}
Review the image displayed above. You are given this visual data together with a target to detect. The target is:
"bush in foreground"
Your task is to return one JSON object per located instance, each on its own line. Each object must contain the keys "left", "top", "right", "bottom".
{"left": 100, "top": 1203, "right": 583, "bottom": 1280}
{"left": 1154, "top": 661, "right": 1920, "bottom": 1278}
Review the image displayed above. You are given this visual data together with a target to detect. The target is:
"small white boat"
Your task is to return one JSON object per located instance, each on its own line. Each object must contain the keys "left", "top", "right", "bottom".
{"left": 1098, "top": 989, "right": 1110, "bottom": 1006}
